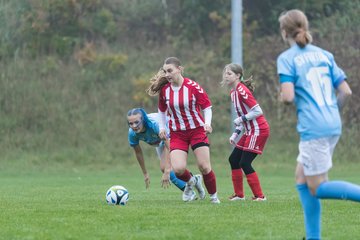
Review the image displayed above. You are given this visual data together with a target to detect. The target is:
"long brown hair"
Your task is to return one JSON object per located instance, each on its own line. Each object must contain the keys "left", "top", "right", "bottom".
{"left": 146, "top": 57, "right": 182, "bottom": 96}
{"left": 278, "top": 9, "right": 313, "bottom": 48}
{"left": 221, "top": 63, "right": 254, "bottom": 92}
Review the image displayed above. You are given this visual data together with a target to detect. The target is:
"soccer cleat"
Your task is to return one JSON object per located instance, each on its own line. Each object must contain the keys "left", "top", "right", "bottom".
{"left": 228, "top": 193, "right": 245, "bottom": 201}
{"left": 194, "top": 174, "right": 206, "bottom": 200}
{"left": 183, "top": 181, "right": 196, "bottom": 202}
{"left": 184, "top": 190, "right": 197, "bottom": 202}
{"left": 252, "top": 196, "right": 267, "bottom": 201}
{"left": 210, "top": 197, "right": 221, "bottom": 204}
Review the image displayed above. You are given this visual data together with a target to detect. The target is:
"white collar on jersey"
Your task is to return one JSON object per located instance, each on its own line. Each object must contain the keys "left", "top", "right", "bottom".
{"left": 171, "top": 85, "right": 181, "bottom": 91}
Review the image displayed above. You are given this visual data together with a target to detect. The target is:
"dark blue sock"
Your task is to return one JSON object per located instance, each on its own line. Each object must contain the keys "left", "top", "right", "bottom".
{"left": 316, "top": 180, "right": 360, "bottom": 201}
{"left": 297, "top": 183, "right": 321, "bottom": 240}
{"left": 170, "top": 171, "right": 186, "bottom": 191}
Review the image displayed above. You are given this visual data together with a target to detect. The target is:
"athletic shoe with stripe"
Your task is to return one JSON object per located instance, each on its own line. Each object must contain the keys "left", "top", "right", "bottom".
{"left": 194, "top": 174, "right": 206, "bottom": 200}
{"left": 183, "top": 181, "right": 197, "bottom": 202}
{"left": 228, "top": 193, "right": 245, "bottom": 201}
{"left": 210, "top": 197, "right": 221, "bottom": 204}
{"left": 252, "top": 196, "right": 267, "bottom": 201}
{"left": 210, "top": 192, "right": 220, "bottom": 204}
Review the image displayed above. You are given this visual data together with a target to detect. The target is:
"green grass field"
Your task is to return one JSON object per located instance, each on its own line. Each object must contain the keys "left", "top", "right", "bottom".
{"left": 1, "top": 160, "right": 359, "bottom": 240}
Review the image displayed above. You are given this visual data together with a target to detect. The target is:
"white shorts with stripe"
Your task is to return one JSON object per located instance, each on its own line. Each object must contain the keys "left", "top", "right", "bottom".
{"left": 297, "top": 136, "right": 339, "bottom": 176}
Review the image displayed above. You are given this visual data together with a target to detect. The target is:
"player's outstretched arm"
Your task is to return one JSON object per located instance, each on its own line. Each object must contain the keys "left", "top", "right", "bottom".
{"left": 133, "top": 145, "right": 150, "bottom": 189}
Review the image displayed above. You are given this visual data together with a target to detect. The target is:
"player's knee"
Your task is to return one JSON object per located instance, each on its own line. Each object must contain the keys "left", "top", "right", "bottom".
{"left": 307, "top": 180, "right": 324, "bottom": 196}
{"left": 198, "top": 162, "right": 211, "bottom": 175}
{"left": 241, "top": 162, "right": 254, "bottom": 175}
{"left": 308, "top": 185, "right": 317, "bottom": 196}
{"left": 295, "top": 173, "right": 306, "bottom": 184}
{"left": 171, "top": 167, "right": 185, "bottom": 176}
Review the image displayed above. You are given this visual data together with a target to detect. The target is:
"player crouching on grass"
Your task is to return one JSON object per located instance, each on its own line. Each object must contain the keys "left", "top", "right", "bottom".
{"left": 127, "top": 108, "right": 205, "bottom": 200}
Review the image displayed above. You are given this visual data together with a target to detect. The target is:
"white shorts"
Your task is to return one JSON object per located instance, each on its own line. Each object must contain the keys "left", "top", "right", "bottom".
{"left": 155, "top": 141, "right": 165, "bottom": 160}
{"left": 297, "top": 136, "right": 339, "bottom": 176}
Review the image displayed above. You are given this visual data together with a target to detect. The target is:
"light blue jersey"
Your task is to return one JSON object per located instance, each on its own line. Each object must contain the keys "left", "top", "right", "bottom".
{"left": 277, "top": 44, "right": 346, "bottom": 141}
{"left": 128, "top": 113, "right": 163, "bottom": 147}
{"left": 127, "top": 109, "right": 186, "bottom": 191}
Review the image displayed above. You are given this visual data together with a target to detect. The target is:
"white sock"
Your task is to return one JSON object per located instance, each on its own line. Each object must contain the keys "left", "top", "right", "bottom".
{"left": 210, "top": 192, "right": 218, "bottom": 199}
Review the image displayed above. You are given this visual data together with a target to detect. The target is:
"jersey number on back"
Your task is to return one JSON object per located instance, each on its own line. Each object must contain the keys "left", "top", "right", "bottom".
{"left": 306, "top": 67, "right": 333, "bottom": 106}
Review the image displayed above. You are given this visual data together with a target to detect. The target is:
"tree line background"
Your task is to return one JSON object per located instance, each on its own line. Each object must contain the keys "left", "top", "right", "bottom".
{"left": 0, "top": 0, "right": 358, "bottom": 168}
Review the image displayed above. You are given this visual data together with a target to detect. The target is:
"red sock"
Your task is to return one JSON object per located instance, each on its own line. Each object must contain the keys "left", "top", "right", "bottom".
{"left": 231, "top": 169, "right": 244, "bottom": 197}
{"left": 246, "top": 172, "right": 264, "bottom": 198}
{"left": 177, "top": 169, "right": 192, "bottom": 182}
{"left": 203, "top": 170, "right": 217, "bottom": 194}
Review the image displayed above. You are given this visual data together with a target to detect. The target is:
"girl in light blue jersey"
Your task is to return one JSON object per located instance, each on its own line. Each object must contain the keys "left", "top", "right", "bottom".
{"left": 277, "top": 9, "right": 359, "bottom": 240}
{"left": 127, "top": 108, "right": 205, "bottom": 199}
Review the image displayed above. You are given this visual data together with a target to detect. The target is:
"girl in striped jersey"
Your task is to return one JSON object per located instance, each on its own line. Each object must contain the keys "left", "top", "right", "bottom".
{"left": 147, "top": 57, "right": 220, "bottom": 204}
{"left": 222, "top": 63, "right": 270, "bottom": 201}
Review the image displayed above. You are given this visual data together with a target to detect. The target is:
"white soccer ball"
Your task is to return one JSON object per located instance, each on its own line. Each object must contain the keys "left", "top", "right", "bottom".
{"left": 105, "top": 185, "right": 129, "bottom": 206}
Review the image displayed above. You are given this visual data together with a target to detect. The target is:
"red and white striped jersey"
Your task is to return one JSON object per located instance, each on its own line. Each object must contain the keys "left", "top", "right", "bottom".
{"left": 158, "top": 78, "right": 211, "bottom": 132}
{"left": 230, "top": 82, "right": 269, "bottom": 135}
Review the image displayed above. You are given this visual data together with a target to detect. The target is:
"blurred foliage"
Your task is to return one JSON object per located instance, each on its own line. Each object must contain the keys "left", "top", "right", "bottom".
{"left": 242, "top": 0, "right": 352, "bottom": 36}
{"left": 0, "top": 0, "right": 358, "bottom": 164}
{"left": 131, "top": 75, "right": 157, "bottom": 109}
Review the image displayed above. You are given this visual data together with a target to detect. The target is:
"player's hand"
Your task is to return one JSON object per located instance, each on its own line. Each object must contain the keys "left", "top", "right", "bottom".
{"left": 229, "top": 132, "right": 238, "bottom": 145}
{"left": 161, "top": 172, "right": 171, "bottom": 189}
{"left": 159, "top": 129, "right": 167, "bottom": 140}
{"left": 233, "top": 117, "right": 243, "bottom": 126}
{"left": 204, "top": 124, "right": 212, "bottom": 134}
{"left": 144, "top": 173, "right": 150, "bottom": 189}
